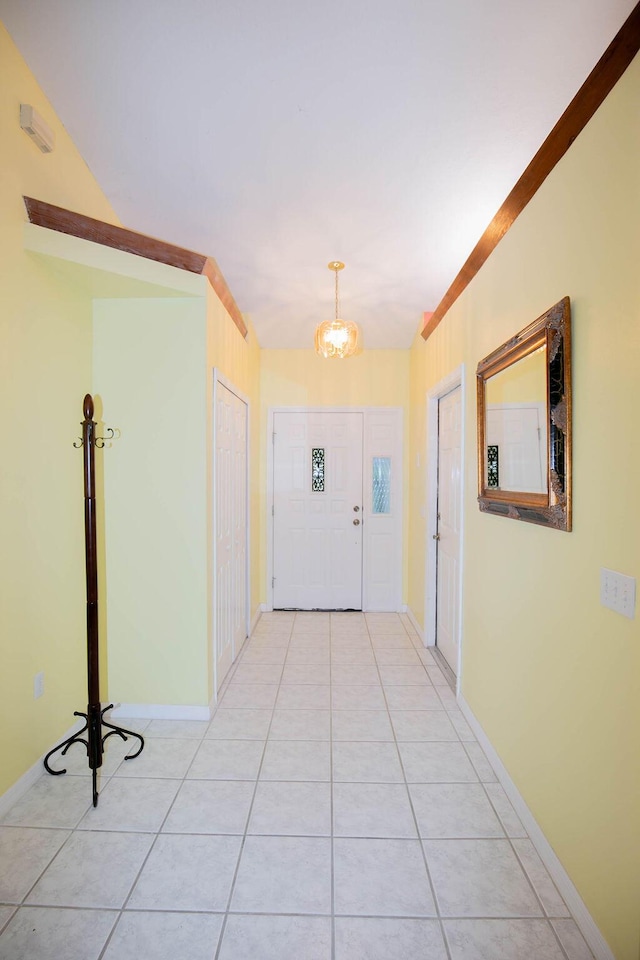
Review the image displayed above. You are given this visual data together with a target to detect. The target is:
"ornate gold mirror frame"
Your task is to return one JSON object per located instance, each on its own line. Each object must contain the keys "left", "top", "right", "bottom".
{"left": 476, "top": 296, "right": 572, "bottom": 531}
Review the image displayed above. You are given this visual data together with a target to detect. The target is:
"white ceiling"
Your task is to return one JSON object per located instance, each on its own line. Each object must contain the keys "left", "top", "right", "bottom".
{"left": 1, "top": 1, "right": 635, "bottom": 347}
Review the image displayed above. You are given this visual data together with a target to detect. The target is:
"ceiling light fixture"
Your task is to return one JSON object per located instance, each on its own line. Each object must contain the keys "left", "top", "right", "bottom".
{"left": 314, "top": 261, "right": 361, "bottom": 359}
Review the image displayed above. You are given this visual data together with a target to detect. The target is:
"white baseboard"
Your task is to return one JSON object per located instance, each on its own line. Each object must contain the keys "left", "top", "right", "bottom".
{"left": 109, "top": 702, "right": 212, "bottom": 722}
{"left": 404, "top": 606, "right": 425, "bottom": 643}
{"left": 457, "top": 694, "right": 614, "bottom": 960}
{"left": 0, "top": 756, "right": 45, "bottom": 820}
{"left": 0, "top": 716, "right": 86, "bottom": 819}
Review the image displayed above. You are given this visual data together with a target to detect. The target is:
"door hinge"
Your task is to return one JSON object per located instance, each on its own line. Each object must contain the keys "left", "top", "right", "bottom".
{"left": 272, "top": 576, "right": 276, "bottom": 588}
{"left": 272, "top": 432, "right": 276, "bottom": 444}
{"left": 272, "top": 504, "right": 274, "bottom": 516}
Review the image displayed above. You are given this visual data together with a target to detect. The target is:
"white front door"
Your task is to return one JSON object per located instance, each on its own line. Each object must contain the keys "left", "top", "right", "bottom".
{"left": 215, "top": 380, "right": 248, "bottom": 688}
{"left": 435, "top": 387, "right": 462, "bottom": 674}
{"left": 273, "top": 411, "right": 363, "bottom": 609}
{"left": 486, "top": 403, "right": 546, "bottom": 493}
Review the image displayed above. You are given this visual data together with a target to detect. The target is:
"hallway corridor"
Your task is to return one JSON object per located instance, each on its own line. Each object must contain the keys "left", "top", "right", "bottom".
{"left": 0, "top": 613, "right": 593, "bottom": 959}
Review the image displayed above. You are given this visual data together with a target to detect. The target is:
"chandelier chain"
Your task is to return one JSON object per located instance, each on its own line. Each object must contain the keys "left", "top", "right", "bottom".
{"left": 335, "top": 266, "right": 339, "bottom": 320}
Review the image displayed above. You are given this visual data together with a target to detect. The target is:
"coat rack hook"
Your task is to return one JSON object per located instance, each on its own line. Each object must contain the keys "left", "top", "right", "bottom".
{"left": 95, "top": 427, "right": 115, "bottom": 448}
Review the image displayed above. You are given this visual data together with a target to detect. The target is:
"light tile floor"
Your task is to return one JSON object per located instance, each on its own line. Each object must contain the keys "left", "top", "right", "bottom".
{"left": 0, "top": 613, "right": 595, "bottom": 960}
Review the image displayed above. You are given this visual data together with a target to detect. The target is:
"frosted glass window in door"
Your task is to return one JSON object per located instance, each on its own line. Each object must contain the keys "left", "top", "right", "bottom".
{"left": 372, "top": 457, "right": 391, "bottom": 514}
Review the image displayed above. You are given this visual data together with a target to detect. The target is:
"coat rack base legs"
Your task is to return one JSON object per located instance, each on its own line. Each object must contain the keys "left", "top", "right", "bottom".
{"left": 43, "top": 704, "right": 144, "bottom": 807}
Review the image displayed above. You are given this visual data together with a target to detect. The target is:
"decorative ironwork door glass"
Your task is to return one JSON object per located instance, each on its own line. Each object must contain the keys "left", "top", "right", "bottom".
{"left": 312, "top": 447, "right": 325, "bottom": 492}
{"left": 487, "top": 445, "right": 499, "bottom": 488}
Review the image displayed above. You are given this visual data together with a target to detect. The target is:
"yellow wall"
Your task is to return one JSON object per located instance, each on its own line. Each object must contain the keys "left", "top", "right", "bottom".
{"left": 259, "top": 349, "right": 411, "bottom": 604}
{"left": 92, "top": 286, "right": 261, "bottom": 710}
{"left": 93, "top": 296, "right": 210, "bottom": 707}
{"left": 261, "top": 348, "right": 410, "bottom": 408}
{"left": 0, "top": 22, "right": 262, "bottom": 786}
{"left": 0, "top": 24, "right": 121, "bottom": 796}
{"left": 408, "top": 56, "right": 640, "bottom": 959}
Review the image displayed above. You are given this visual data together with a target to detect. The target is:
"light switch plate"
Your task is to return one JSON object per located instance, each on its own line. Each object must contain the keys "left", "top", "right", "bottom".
{"left": 600, "top": 568, "right": 636, "bottom": 619}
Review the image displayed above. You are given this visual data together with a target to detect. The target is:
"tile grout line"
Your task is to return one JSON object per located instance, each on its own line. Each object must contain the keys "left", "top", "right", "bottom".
{"left": 329, "top": 615, "right": 336, "bottom": 960}
{"left": 368, "top": 614, "right": 455, "bottom": 960}
{"left": 0, "top": 718, "right": 155, "bottom": 944}
{"left": 457, "top": 737, "right": 573, "bottom": 948}
{"left": 218, "top": 634, "right": 576, "bottom": 960}
{"left": 330, "top": 610, "right": 378, "bottom": 952}
{"left": 98, "top": 617, "right": 293, "bottom": 960}
{"left": 404, "top": 618, "right": 574, "bottom": 957}
{"left": 507, "top": 837, "right": 573, "bottom": 960}
{"left": 0, "top": 613, "right": 590, "bottom": 959}
{"left": 213, "top": 614, "right": 294, "bottom": 960}
{"left": 94, "top": 719, "right": 225, "bottom": 956}
{"left": 8, "top": 728, "right": 146, "bottom": 958}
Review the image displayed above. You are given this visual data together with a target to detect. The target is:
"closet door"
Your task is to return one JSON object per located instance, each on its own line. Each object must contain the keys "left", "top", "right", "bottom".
{"left": 215, "top": 381, "right": 248, "bottom": 689}
{"left": 231, "top": 390, "right": 247, "bottom": 656}
{"left": 434, "top": 386, "right": 462, "bottom": 675}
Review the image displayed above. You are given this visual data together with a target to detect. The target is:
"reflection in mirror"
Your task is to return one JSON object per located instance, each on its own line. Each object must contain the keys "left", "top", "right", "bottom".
{"left": 476, "top": 297, "right": 571, "bottom": 531}
{"left": 485, "top": 346, "right": 547, "bottom": 494}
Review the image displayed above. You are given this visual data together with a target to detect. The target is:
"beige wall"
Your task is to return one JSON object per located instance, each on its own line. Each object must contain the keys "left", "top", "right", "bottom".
{"left": 0, "top": 24, "right": 121, "bottom": 796}
{"left": 408, "top": 55, "right": 640, "bottom": 959}
{"left": 259, "top": 349, "right": 411, "bottom": 604}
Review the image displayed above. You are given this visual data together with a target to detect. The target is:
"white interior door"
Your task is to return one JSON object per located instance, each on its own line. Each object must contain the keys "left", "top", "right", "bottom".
{"left": 215, "top": 380, "right": 248, "bottom": 688}
{"left": 435, "top": 387, "right": 462, "bottom": 674}
{"left": 273, "top": 411, "right": 363, "bottom": 609}
{"left": 231, "top": 390, "right": 247, "bottom": 654}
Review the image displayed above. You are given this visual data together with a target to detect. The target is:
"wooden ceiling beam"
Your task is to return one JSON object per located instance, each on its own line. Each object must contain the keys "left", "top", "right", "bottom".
{"left": 421, "top": 2, "right": 640, "bottom": 341}
{"left": 23, "top": 196, "right": 248, "bottom": 339}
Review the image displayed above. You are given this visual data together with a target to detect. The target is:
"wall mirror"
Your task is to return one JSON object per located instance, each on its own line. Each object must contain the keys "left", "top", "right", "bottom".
{"left": 476, "top": 296, "right": 572, "bottom": 530}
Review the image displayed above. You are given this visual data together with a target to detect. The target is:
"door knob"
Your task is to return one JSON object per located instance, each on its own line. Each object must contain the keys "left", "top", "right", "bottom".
{"left": 353, "top": 505, "right": 360, "bottom": 512}
{"left": 432, "top": 533, "right": 440, "bottom": 540}
{"left": 353, "top": 518, "right": 360, "bottom": 526}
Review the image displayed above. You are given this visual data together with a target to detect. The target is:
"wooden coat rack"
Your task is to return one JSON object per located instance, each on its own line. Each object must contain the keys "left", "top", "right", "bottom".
{"left": 44, "top": 395, "right": 144, "bottom": 806}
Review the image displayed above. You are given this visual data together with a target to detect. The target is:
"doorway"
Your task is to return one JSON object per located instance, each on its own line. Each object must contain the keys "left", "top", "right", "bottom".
{"left": 214, "top": 375, "right": 248, "bottom": 690}
{"left": 269, "top": 408, "right": 403, "bottom": 611}
{"left": 272, "top": 410, "right": 364, "bottom": 609}
{"left": 426, "top": 369, "right": 464, "bottom": 681}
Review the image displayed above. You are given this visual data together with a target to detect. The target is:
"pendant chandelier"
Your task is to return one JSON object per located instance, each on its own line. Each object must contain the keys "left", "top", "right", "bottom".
{"left": 314, "top": 261, "right": 361, "bottom": 359}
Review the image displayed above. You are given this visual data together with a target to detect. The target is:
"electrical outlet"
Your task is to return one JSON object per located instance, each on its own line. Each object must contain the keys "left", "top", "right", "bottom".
{"left": 34, "top": 671, "right": 44, "bottom": 699}
{"left": 600, "top": 568, "right": 636, "bottom": 619}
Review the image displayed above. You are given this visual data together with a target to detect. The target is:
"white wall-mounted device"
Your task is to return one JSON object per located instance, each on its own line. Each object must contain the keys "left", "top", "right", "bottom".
{"left": 600, "top": 567, "right": 636, "bottom": 619}
{"left": 19, "top": 103, "right": 55, "bottom": 153}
